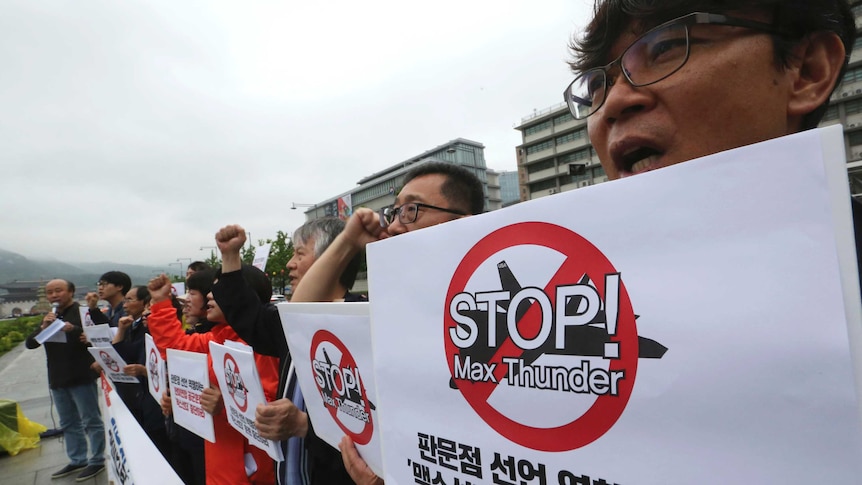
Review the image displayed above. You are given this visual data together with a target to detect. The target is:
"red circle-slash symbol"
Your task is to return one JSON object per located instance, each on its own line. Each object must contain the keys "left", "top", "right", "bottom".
{"left": 444, "top": 222, "right": 638, "bottom": 451}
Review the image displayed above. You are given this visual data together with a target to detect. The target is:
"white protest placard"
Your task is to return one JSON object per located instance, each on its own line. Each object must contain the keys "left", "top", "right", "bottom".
{"left": 79, "top": 306, "right": 98, "bottom": 327}
{"left": 99, "top": 374, "right": 183, "bottom": 485}
{"left": 277, "top": 302, "right": 382, "bottom": 476}
{"left": 166, "top": 349, "right": 214, "bottom": 442}
{"left": 145, "top": 334, "right": 167, "bottom": 404}
{"left": 171, "top": 282, "right": 185, "bottom": 298}
{"left": 209, "top": 341, "right": 282, "bottom": 461}
{"left": 35, "top": 318, "right": 66, "bottom": 344}
{"left": 251, "top": 242, "right": 272, "bottom": 271}
{"left": 366, "top": 125, "right": 862, "bottom": 484}
{"left": 88, "top": 346, "right": 139, "bottom": 384}
{"left": 84, "top": 324, "right": 114, "bottom": 348}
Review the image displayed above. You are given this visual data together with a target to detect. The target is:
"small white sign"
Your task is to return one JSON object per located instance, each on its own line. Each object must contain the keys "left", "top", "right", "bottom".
{"left": 209, "top": 341, "right": 283, "bottom": 461}
{"left": 84, "top": 324, "right": 113, "bottom": 348}
{"left": 78, "top": 307, "right": 98, "bottom": 327}
{"left": 251, "top": 242, "right": 272, "bottom": 272}
{"left": 145, "top": 334, "right": 167, "bottom": 404}
{"left": 166, "top": 349, "right": 215, "bottom": 443}
{"left": 278, "top": 302, "right": 382, "bottom": 476}
{"left": 88, "top": 346, "right": 138, "bottom": 384}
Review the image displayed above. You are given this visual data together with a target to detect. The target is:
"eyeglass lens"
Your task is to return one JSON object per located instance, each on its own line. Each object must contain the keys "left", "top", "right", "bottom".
{"left": 566, "top": 22, "right": 689, "bottom": 119}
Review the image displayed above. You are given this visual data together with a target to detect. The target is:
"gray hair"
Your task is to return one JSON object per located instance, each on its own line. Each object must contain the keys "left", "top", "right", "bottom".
{"left": 293, "top": 217, "right": 346, "bottom": 257}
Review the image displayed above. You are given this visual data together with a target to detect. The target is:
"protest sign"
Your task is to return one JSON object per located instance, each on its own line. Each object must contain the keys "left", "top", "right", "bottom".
{"left": 278, "top": 302, "right": 382, "bottom": 475}
{"left": 78, "top": 306, "right": 98, "bottom": 327}
{"left": 89, "top": 347, "right": 138, "bottom": 384}
{"left": 251, "top": 242, "right": 272, "bottom": 271}
{"left": 99, "top": 375, "right": 182, "bottom": 485}
{"left": 84, "top": 324, "right": 113, "bottom": 348}
{"left": 145, "top": 334, "right": 166, "bottom": 404}
{"left": 209, "top": 340, "right": 282, "bottom": 461}
{"left": 166, "top": 349, "right": 214, "bottom": 442}
{"left": 366, "top": 126, "right": 862, "bottom": 484}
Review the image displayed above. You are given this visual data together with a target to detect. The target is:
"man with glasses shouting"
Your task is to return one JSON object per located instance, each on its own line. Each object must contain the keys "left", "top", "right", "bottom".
{"left": 290, "top": 161, "right": 484, "bottom": 484}
{"left": 565, "top": 0, "right": 861, "bottom": 285}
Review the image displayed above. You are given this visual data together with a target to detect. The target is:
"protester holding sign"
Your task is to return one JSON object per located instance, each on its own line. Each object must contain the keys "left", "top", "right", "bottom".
{"left": 148, "top": 269, "right": 280, "bottom": 485}
{"left": 111, "top": 285, "right": 173, "bottom": 462}
{"left": 291, "top": 163, "right": 485, "bottom": 485}
{"left": 212, "top": 218, "right": 366, "bottom": 485}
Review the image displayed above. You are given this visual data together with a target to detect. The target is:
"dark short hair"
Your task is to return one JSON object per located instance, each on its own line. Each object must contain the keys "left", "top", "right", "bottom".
{"left": 99, "top": 271, "right": 132, "bottom": 294}
{"left": 568, "top": 0, "right": 855, "bottom": 129}
{"left": 186, "top": 269, "right": 216, "bottom": 312}
{"left": 403, "top": 161, "right": 485, "bottom": 215}
{"left": 212, "top": 264, "right": 272, "bottom": 304}
{"left": 294, "top": 217, "right": 362, "bottom": 290}
{"left": 130, "top": 285, "right": 151, "bottom": 305}
{"left": 65, "top": 280, "right": 75, "bottom": 293}
{"left": 187, "top": 261, "right": 210, "bottom": 273}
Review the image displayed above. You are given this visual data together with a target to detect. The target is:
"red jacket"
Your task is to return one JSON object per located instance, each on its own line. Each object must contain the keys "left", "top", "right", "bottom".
{"left": 148, "top": 299, "right": 280, "bottom": 485}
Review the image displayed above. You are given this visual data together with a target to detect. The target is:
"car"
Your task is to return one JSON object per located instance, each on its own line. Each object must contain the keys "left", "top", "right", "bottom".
{"left": 270, "top": 294, "right": 286, "bottom": 303}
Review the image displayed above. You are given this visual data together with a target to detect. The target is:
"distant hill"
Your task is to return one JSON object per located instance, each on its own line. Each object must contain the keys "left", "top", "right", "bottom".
{"left": 0, "top": 248, "right": 173, "bottom": 286}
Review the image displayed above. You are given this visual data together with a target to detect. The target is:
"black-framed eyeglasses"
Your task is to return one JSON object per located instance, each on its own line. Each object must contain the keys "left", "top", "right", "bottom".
{"left": 379, "top": 202, "right": 466, "bottom": 227}
{"left": 564, "top": 12, "right": 792, "bottom": 120}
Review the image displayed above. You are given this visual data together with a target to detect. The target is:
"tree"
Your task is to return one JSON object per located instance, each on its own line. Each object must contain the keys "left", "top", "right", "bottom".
{"left": 240, "top": 242, "right": 257, "bottom": 265}
{"left": 264, "top": 230, "right": 294, "bottom": 295}
{"left": 204, "top": 249, "right": 221, "bottom": 269}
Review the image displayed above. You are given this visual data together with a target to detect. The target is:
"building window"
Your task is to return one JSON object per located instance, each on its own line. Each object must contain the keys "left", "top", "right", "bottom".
{"left": 848, "top": 130, "right": 862, "bottom": 147}
{"left": 526, "top": 140, "right": 554, "bottom": 155}
{"left": 845, "top": 98, "right": 862, "bottom": 115}
{"left": 525, "top": 120, "right": 552, "bottom": 136}
{"left": 558, "top": 147, "right": 592, "bottom": 164}
{"left": 530, "top": 178, "right": 557, "bottom": 192}
{"left": 843, "top": 66, "right": 862, "bottom": 84}
{"left": 822, "top": 105, "right": 839, "bottom": 121}
{"left": 553, "top": 112, "right": 574, "bottom": 125}
{"left": 527, "top": 158, "right": 555, "bottom": 174}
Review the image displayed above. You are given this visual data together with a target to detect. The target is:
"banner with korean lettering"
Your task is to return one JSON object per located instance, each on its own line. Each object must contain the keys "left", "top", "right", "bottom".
{"left": 99, "top": 375, "right": 183, "bottom": 485}
{"left": 366, "top": 126, "right": 862, "bottom": 484}
{"left": 166, "top": 349, "right": 214, "bottom": 442}
{"left": 209, "top": 340, "right": 283, "bottom": 461}
{"left": 277, "top": 302, "right": 382, "bottom": 476}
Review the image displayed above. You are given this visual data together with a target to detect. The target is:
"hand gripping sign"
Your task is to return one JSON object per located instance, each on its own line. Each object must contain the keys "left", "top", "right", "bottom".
{"left": 445, "top": 222, "right": 666, "bottom": 452}
{"left": 209, "top": 341, "right": 282, "bottom": 461}
{"left": 89, "top": 346, "right": 139, "bottom": 384}
{"left": 278, "top": 302, "right": 383, "bottom": 476}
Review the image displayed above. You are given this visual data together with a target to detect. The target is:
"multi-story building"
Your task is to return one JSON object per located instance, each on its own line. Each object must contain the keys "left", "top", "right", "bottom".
{"left": 303, "top": 138, "right": 500, "bottom": 220}
{"left": 515, "top": 5, "right": 862, "bottom": 202}
{"left": 497, "top": 170, "right": 520, "bottom": 207}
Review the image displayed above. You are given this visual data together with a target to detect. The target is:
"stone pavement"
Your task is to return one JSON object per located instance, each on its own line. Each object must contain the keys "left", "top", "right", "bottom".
{"left": 0, "top": 341, "right": 108, "bottom": 485}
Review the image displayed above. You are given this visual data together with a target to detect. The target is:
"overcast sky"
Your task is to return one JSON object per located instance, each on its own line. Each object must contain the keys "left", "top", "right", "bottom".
{"left": 1, "top": 0, "right": 594, "bottom": 266}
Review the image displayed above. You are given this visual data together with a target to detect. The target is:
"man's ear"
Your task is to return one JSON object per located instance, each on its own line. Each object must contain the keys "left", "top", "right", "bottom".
{"left": 787, "top": 32, "right": 847, "bottom": 119}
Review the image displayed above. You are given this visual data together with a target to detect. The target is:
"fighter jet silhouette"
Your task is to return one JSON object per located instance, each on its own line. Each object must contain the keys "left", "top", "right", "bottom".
{"left": 320, "top": 348, "right": 376, "bottom": 411}
{"left": 449, "top": 260, "right": 667, "bottom": 389}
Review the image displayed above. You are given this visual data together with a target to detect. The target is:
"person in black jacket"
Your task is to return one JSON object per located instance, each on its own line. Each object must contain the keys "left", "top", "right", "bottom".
{"left": 111, "top": 285, "right": 172, "bottom": 462}
{"left": 25, "top": 279, "right": 106, "bottom": 481}
{"left": 212, "top": 217, "right": 364, "bottom": 485}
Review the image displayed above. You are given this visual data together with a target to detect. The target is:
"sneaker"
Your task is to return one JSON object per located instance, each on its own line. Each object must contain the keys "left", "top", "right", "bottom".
{"left": 51, "top": 463, "right": 86, "bottom": 479}
{"left": 75, "top": 464, "right": 105, "bottom": 482}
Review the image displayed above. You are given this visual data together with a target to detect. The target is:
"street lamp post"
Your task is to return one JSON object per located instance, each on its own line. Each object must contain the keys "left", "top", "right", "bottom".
{"left": 168, "top": 262, "right": 182, "bottom": 280}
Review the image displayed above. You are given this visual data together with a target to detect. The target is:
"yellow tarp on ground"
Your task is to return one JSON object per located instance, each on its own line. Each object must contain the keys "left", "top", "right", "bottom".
{"left": 0, "top": 399, "right": 47, "bottom": 456}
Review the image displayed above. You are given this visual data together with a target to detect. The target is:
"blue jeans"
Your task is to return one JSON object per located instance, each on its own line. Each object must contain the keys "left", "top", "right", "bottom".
{"left": 51, "top": 381, "right": 105, "bottom": 466}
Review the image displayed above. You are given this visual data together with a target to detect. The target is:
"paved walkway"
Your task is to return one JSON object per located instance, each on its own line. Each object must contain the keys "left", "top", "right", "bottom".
{"left": 0, "top": 342, "right": 108, "bottom": 485}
